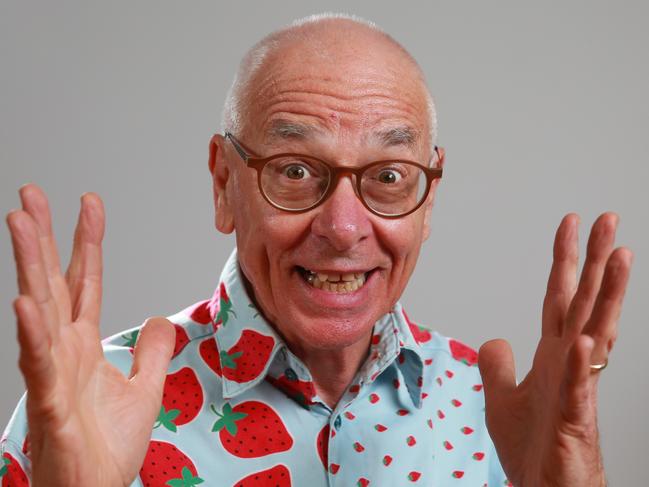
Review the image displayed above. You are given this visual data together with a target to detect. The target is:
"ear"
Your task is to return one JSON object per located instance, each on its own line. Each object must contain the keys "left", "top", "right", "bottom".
{"left": 422, "top": 147, "right": 445, "bottom": 242}
{"left": 208, "top": 134, "right": 235, "bottom": 234}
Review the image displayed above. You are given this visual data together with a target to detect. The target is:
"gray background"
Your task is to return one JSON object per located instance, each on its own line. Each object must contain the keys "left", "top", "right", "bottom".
{"left": 1, "top": 0, "right": 647, "bottom": 483}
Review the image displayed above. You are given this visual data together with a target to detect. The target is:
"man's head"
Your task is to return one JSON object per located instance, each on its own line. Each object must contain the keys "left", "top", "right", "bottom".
{"left": 208, "top": 14, "right": 444, "bottom": 357}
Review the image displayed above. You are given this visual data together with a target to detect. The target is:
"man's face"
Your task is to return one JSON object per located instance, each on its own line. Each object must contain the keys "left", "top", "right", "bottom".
{"left": 210, "top": 29, "right": 441, "bottom": 356}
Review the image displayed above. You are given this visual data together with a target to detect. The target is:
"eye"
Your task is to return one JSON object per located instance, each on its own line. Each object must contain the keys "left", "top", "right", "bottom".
{"left": 376, "top": 168, "right": 402, "bottom": 184}
{"left": 283, "top": 164, "right": 310, "bottom": 180}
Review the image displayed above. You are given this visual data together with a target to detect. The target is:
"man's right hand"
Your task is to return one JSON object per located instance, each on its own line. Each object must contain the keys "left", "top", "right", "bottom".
{"left": 6, "top": 184, "right": 175, "bottom": 487}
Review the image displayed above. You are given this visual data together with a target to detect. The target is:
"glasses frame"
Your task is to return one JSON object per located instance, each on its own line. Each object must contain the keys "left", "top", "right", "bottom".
{"left": 224, "top": 131, "right": 443, "bottom": 219}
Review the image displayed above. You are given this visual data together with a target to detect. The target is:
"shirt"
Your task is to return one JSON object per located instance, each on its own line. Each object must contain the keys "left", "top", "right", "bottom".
{"left": 2, "top": 249, "right": 511, "bottom": 486}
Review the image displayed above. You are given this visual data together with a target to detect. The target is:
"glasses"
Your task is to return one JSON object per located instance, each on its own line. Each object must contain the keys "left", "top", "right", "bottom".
{"left": 224, "top": 132, "right": 443, "bottom": 218}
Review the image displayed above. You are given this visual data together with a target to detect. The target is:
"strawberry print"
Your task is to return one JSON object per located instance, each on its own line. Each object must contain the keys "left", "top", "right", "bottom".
{"left": 139, "top": 441, "right": 203, "bottom": 487}
{"left": 0, "top": 453, "right": 28, "bottom": 487}
{"left": 403, "top": 309, "right": 432, "bottom": 343}
{"left": 200, "top": 330, "right": 274, "bottom": 383}
{"left": 211, "top": 401, "right": 293, "bottom": 458}
{"left": 2, "top": 253, "right": 512, "bottom": 487}
{"left": 232, "top": 465, "right": 291, "bottom": 487}
{"left": 266, "top": 373, "right": 316, "bottom": 407}
{"left": 408, "top": 471, "right": 422, "bottom": 482}
{"left": 316, "top": 425, "right": 330, "bottom": 470}
{"left": 155, "top": 367, "right": 204, "bottom": 432}
{"left": 449, "top": 338, "right": 478, "bottom": 366}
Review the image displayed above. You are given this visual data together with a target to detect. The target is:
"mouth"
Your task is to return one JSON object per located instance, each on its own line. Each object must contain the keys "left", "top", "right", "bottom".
{"left": 296, "top": 266, "right": 374, "bottom": 293}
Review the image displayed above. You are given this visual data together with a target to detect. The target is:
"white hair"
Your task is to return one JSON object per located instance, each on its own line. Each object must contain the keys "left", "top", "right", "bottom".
{"left": 221, "top": 13, "right": 438, "bottom": 149}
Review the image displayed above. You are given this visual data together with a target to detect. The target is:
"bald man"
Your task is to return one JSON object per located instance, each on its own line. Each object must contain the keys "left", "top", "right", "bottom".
{"left": 2, "top": 14, "right": 632, "bottom": 486}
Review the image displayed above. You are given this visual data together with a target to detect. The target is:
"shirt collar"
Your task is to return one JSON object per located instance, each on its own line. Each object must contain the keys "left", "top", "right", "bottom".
{"left": 206, "top": 249, "right": 428, "bottom": 408}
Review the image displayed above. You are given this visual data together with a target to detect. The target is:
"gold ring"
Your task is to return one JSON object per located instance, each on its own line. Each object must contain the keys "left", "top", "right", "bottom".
{"left": 589, "top": 358, "right": 608, "bottom": 372}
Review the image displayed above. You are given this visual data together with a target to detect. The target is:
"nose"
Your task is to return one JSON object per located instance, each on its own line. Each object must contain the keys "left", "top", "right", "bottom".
{"left": 310, "top": 174, "right": 372, "bottom": 252}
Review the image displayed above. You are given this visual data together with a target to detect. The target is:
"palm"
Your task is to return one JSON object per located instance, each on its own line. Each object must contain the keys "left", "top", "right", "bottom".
{"left": 7, "top": 185, "right": 174, "bottom": 487}
{"left": 479, "top": 214, "right": 633, "bottom": 487}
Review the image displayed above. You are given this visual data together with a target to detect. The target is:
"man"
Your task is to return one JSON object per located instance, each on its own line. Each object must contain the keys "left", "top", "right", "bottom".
{"left": 1, "top": 14, "right": 632, "bottom": 486}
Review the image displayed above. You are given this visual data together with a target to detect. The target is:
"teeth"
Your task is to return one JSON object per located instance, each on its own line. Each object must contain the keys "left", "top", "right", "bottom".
{"left": 304, "top": 269, "right": 369, "bottom": 293}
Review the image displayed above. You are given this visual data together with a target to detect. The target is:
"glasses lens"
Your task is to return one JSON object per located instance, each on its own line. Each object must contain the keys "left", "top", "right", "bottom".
{"left": 360, "top": 162, "right": 427, "bottom": 216}
{"left": 260, "top": 156, "right": 331, "bottom": 210}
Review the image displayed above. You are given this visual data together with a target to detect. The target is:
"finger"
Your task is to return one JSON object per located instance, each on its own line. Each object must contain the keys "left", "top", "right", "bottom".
{"left": 14, "top": 295, "right": 57, "bottom": 399}
{"left": 581, "top": 247, "right": 633, "bottom": 364}
{"left": 542, "top": 213, "right": 579, "bottom": 336}
{"left": 564, "top": 213, "right": 618, "bottom": 339}
{"left": 478, "top": 339, "right": 517, "bottom": 417}
{"left": 128, "top": 317, "right": 175, "bottom": 398}
{"left": 19, "top": 184, "right": 72, "bottom": 323}
{"left": 560, "top": 334, "right": 595, "bottom": 427}
{"left": 65, "top": 193, "right": 105, "bottom": 324}
{"left": 6, "top": 210, "right": 60, "bottom": 335}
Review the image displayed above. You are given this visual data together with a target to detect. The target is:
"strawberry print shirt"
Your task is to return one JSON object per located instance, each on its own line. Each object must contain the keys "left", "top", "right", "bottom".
{"left": 2, "top": 249, "right": 511, "bottom": 486}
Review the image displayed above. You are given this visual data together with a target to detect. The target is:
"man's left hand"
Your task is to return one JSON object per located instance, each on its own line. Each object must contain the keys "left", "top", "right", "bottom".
{"left": 478, "top": 213, "right": 633, "bottom": 487}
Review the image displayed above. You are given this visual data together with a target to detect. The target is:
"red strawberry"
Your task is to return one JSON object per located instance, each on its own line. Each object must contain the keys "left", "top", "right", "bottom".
{"left": 1, "top": 453, "right": 28, "bottom": 487}
{"left": 427, "top": 419, "right": 433, "bottom": 429}
{"left": 266, "top": 374, "right": 316, "bottom": 407}
{"left": 185, "top": 298, "right": 217, "bottom": 325}
{"left": 200, "top": 330, "right": 274, "bottom": 383}
{"left": 329, "top": 464, "right": 340, "bottom": 474}
{"left": 396, "top": 409, "right": 409, "bottom": 416}
{"left": 424, "top": 358, "right": 433, "bottom": 365}
{"left": 382, "top": 455, "right": 393, "bottom": 466}
{"left": 233, "top": 464, "right": 291, "bottom": 486}
{"left": 408, "top": 471, "right": 422, "bottom": 482}
{"left": 473, "top": 452, "right": 485, "bottom": 461}
{"left": 406, "top": 435, "right": 416, "bottom": 447}
{"left": 368, "top": 393, "right": 380, "bottom": 404}
{"left": 443, "top": 440, "right": 453, "bottom": 450}
{"left": 461, "top": 426, "right": 474, "bottom": 435}
{"left": 155, "top": 367, "right": 204, "bottom": 432}
{"left": 445, "top": 369, "right": 454, "bottom": 378}
{"left": 357, "top": 478, "right": 370, "bottom": 487}
{"left": 349, "top": 384, "right": 360, "bottom": 393}
{"left": 403, "top": 309, "right": 432, "bottom": 343}
{"left": 473, "top": 384, "right": 483, "bottom": 391}
{"left": 436, "top": 377, "right": 443, "bottom": 386}
{"left": 344, "top": 411, "right": 356, "bottom": 420}
{"left": 316, "top": 425, "right": 330, "bottom": 470}
{"left": 437, "top": 409, "right": 445, "bottom": 419}
{"left": 452, "top": 471, "right": 465, "bottom": 479}
{"left": 451, "top": 399, "right": 462, "bottom": 407}
{"left": 374, "top": 424, "right": 387, "bottom": 432}
{"left": 139, "top": 441, "right": 203, "bottom": 487}
{"left": 211, "top": 401, "right": 293, "bottom": 458}
{"left": 353, "top": 442, "right": 365, "bottom": 453}
{"left": 449, "top": 339, "right": 478, "bottom": 366}
{"left": 393, "top": 379, "right": 401, "bottom": 389}
{"left": 371, "top": 334, "right": 381, "bottom": 345}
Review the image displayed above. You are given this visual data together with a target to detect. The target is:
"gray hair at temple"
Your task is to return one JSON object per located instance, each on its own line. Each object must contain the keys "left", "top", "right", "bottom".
{"left": 221, "top": 13, "right": 439, "bottom": 152}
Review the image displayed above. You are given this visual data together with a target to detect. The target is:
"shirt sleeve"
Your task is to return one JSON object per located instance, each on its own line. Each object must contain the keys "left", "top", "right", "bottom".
{"left": 1, "top": 393, "right": 31, "bottom": 485}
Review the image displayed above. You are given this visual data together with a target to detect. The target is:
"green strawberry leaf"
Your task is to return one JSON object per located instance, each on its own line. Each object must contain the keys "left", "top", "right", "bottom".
{"left": 247, "top": 303, "right": 260, "bottom": 318}
{"left": 210, "top": 403, "right": 247, "bottom": 435}
{"left": 121, "top": 330, "right": 139, "bottom": 347}
{"left": 0, "top": 456, "right": 10, "bottom": 477}
{"left": 220, "top": 350, "right": 243, "bottom": 369}
{"left": 154, "top": 406, "right": 180, "bottom": 432}
{"left": 216, "top": 298, "right": 236, "bottom": 326}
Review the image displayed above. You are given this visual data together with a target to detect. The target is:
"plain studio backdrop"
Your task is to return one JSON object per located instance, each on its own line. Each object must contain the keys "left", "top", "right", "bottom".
{"left": 1, "top": 0, "right": 647, "bottom": 483}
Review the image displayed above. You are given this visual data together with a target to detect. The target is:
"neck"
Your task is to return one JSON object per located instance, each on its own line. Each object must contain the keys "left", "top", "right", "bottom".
{"left": 290, "top": 335, "right": 372, "bottom": 408}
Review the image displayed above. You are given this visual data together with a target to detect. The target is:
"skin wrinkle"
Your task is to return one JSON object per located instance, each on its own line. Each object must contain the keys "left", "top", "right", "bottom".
{"left": 211, "top": 18, "right": 441, "bottom": 407}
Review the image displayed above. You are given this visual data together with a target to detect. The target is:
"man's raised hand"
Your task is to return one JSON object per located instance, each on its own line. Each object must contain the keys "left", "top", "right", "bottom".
{"left": 478, "top": 213, "right": 632, "bottom": 486}
{"left": 6, "top": 184, "right": 175, "bottom": 487}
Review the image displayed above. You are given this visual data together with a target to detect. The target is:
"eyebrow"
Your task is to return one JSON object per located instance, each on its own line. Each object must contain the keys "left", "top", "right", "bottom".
{"left": 372, "top": 125, "right": 420, "bottom": 150}
{"left": 265, "top": 119, "right": 321, "bottom": 142}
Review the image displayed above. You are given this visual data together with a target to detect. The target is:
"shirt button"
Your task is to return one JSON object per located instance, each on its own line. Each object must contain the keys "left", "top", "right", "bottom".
{"left": 334, "top": 415, "right": 342, "bottom": 430}
{"left": 285, "top": 367, "right": 298, "bottom": 381}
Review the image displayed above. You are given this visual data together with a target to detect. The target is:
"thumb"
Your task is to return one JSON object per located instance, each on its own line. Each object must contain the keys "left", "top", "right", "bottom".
{"left": 128, "top": 316, "right": 175, "bottom": 396}
{"left": 478, "top": 339, "right": 517, "bottom": 410}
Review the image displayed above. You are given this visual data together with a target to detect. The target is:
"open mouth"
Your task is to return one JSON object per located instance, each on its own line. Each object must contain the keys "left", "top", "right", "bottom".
{"left": 296, "top": 266, "right": 373, "bottom": 293}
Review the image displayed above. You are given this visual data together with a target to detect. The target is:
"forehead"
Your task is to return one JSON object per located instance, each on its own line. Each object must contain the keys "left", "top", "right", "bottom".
{"left": 241, "top": 29, "right": 430, "bottom": 153}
